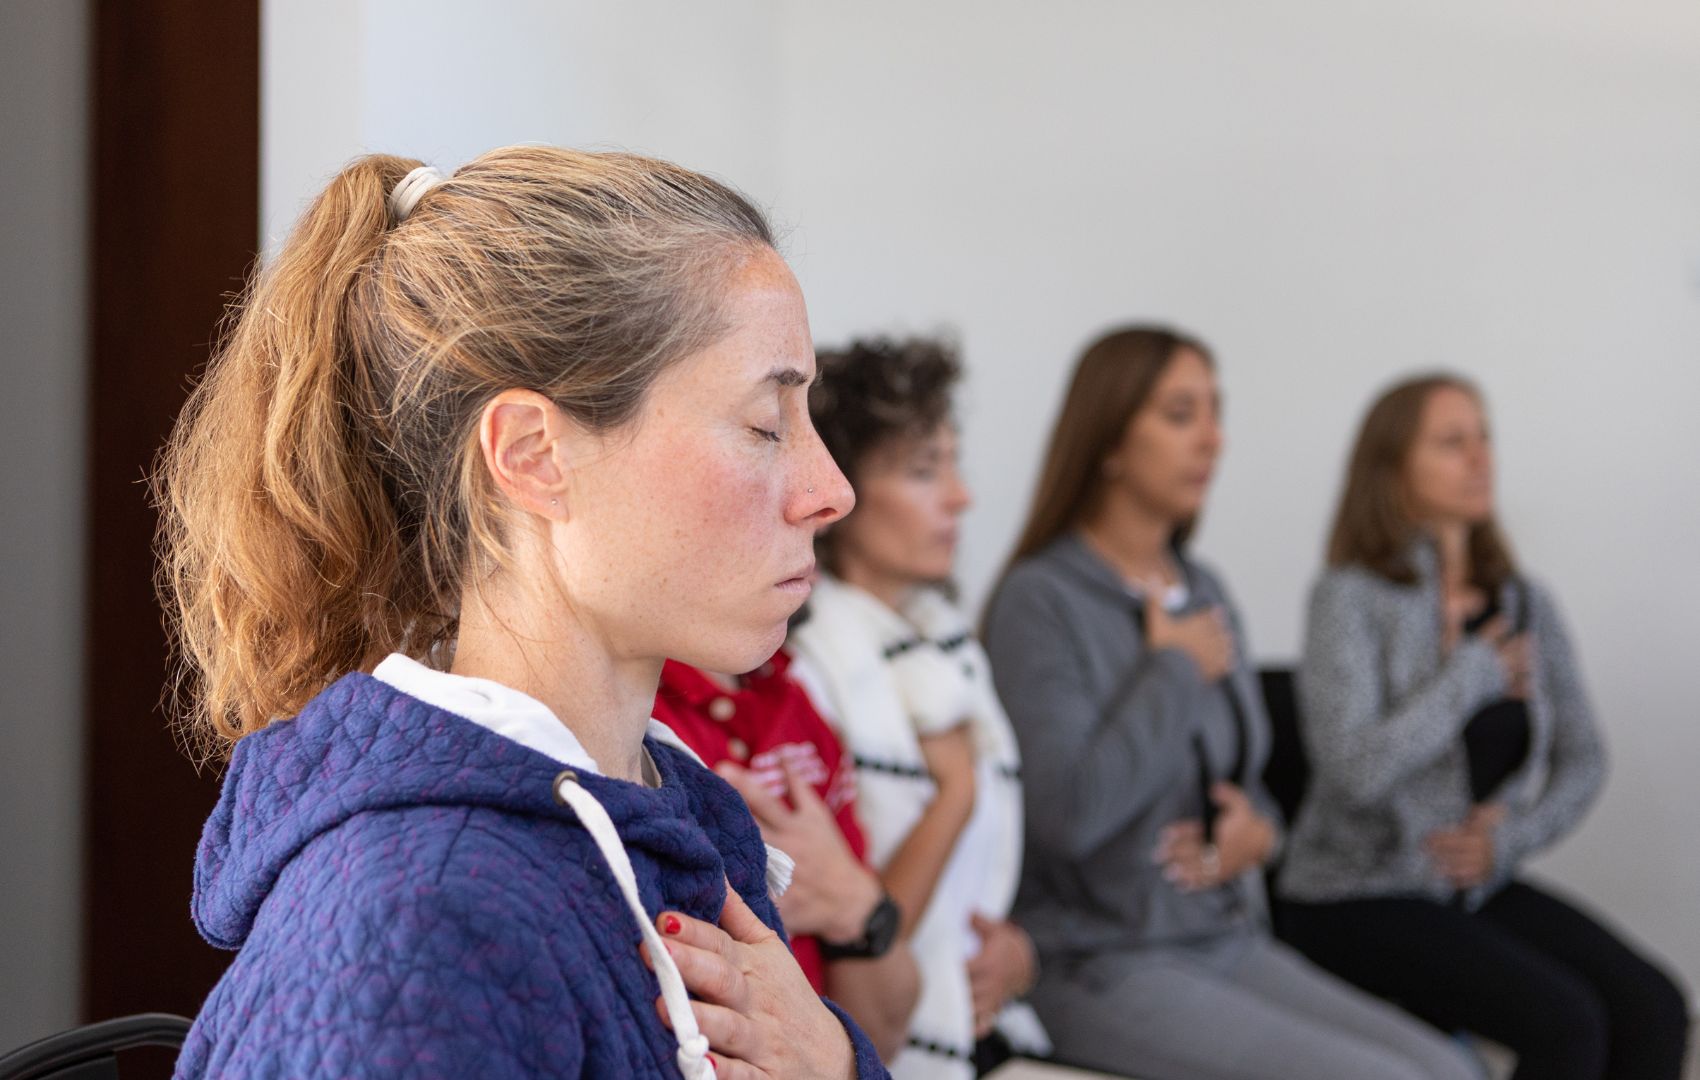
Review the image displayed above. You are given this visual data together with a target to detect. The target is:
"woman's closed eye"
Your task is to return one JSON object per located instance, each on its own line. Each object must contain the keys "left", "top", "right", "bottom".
{"left": 750, "top": 425, "right": 782, "bottom": 444}
{"left": 906, "top": 453, "right": 947, "bottom": 481}
{"left": 1159, "top": 397, "right": 1198, "bottom": 425}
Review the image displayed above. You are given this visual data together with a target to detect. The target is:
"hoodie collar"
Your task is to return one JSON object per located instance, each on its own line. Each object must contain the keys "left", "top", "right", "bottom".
{"left": 191, "top": 673, "right": 710, "bottom": 950}
{"left": 373, "top": 653, "right": 603, "bottom": 772}
{"left": 372, "top": 653, "right": 663, "bottom": 787}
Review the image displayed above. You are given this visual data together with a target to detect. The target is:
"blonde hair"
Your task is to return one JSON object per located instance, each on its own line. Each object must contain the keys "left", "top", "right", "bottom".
{"left": 155, "top": 146, "right": 773, "bottom": 759}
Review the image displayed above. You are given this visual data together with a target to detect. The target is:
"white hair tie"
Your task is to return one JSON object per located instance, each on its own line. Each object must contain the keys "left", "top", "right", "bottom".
{"left": 389, "top": 165, "right": 445, "bottom": 222}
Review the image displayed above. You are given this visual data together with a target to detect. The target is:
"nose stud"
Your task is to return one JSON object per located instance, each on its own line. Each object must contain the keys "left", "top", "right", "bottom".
{"left": 807, "top": 486, "right": 814, "bottom": 493}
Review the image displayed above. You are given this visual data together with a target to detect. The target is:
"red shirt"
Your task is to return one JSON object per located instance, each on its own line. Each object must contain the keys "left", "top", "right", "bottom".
{"left": 652, "top": 652, "right": 867, "bottom": 992}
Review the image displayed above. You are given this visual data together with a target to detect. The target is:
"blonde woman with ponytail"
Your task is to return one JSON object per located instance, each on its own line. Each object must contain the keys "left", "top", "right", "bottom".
{"left": 156, "top": 148, "right": 883, "bottom": 1079}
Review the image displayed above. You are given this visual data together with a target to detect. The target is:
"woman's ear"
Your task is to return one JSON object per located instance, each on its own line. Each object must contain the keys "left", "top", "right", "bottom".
{"left": 478, "top": 389, "right": 570, "bottom": 520}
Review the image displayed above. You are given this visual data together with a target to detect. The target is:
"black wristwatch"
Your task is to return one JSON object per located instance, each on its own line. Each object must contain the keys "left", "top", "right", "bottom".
{"left": 818, "top": 892, "right": 901, "bottom": 960}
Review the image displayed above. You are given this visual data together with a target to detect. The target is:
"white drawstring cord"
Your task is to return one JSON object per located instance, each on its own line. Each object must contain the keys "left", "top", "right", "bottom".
{"left": 553, "top": 770, "right": 716, "bottom": 1079}
{"left": 763, "top": 843, "right": 795, "bottom": 898}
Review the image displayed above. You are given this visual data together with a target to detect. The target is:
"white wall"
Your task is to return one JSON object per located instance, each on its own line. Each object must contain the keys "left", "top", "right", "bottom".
{"left": 0, "top": 0, "right": 88, "bottom": 1050}
{"left": 262, "top": 0, "right": 783, "bottom": 252}
{"left": 265, "top": 0, "right": 1700, "bottom": 993}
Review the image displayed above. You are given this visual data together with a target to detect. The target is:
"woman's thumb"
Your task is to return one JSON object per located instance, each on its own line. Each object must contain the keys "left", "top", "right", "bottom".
{"left": 719, "top": 880, "right": 774, "bottom": 944}
{"left": 784, "top": 760, "right": 827, "bottom": 812}
{"left": 1209, "top": 781, "right": 1245, "bottom": 808}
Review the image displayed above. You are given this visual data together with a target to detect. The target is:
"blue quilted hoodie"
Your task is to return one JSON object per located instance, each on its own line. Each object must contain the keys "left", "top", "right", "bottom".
{"left": 174, "top": 672, "right": 887, "bottom": 1079}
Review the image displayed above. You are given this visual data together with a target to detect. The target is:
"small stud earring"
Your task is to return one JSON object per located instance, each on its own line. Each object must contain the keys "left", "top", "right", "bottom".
{"left": 807, "top": 486, "right": 814, "bottom": 494}
{"left": 550, "top": 498, "right": 559, "bottom": 505}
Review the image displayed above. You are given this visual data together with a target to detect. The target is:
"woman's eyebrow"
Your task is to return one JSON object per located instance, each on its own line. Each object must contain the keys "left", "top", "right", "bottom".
{"left": 764, "top": 366, "right": 811, "bottom": 388}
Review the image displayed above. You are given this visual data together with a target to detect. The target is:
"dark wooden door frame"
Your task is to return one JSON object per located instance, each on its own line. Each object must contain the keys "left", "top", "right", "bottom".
{"left": 85, "top": 0, "right": 260, "bottom": 1043}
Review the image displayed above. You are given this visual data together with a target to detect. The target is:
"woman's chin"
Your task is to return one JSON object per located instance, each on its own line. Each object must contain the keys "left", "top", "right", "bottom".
{"left": 678, "top": 622, "right": 789, "bottom": 678}
{"left": 1169, "top": 494, "right": 1209, "bottom": 521}
{"left": 902, "top": 557, "right": 955, "bottom": 587}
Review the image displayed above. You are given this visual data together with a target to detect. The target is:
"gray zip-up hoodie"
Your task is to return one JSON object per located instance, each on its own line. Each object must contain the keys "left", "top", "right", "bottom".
{"left": 1277, "top": 543, "right": 1606, "bottom": 908}
{"left": 983, "top": 533, "right": 1281, "bottom": 970}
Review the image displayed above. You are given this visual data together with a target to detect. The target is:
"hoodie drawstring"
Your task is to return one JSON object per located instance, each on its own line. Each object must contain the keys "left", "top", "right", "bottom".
{"left": 553, "top": 771, "right": 715, "bottom": 1080}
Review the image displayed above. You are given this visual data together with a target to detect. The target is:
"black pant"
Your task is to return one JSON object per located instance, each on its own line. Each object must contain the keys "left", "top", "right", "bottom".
{"left": 1278, "top": 881, "right": 1689, "bottom": 1080}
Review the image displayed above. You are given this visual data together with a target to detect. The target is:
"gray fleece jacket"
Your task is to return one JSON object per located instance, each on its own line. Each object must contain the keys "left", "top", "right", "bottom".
{"left": 1277, "top": 543, "right": 1607, "bottom": 908}
{"left": 983, "top": 533, "right": 1282, "bottom": 971}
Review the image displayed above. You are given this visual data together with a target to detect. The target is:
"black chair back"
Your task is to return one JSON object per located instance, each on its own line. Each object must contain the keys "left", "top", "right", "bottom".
{"left": 0, "top": 1014, "right": 191, "bottom": 1080}
{"left": 1258, "top": 667, "right": 1311, "bottom": 826}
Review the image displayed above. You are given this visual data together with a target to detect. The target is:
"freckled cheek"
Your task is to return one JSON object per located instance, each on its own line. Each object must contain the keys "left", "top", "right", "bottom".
{"left": 662, "top": 451, "right": 786, "bottom": 570}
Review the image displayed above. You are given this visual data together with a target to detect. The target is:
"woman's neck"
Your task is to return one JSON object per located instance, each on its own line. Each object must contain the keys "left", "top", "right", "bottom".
{"left": 1426, "top": 520, "right": 1473, "bottom": 587}
{"left": 703, "top": 669, "right": 739, "bottom": 692}
{"left": 834, "top": 556, "right": 919, "bottom": 615}
{"left": 449, "top": 572, "right": 659, "bottom": 785}
{"left": 1080, "top": 495, "right": 1179, "bottom": 588}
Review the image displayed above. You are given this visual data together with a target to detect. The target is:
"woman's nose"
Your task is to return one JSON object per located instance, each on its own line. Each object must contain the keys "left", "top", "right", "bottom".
{"left": 1467, "top": 437, "right": 1493, "bottom": 472}
{"left": 948, "top": 473, "right": 973, "bottom": 514}
{"left": 1203, "top": 420, "right": 1225, "bottom": 455}
{"left": 795, "top": 438, "right": 854, "bottom": 528}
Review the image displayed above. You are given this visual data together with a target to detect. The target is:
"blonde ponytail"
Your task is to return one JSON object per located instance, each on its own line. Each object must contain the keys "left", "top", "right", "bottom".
{"left": 155, "top": 147, "right": 772, "bottom": 759}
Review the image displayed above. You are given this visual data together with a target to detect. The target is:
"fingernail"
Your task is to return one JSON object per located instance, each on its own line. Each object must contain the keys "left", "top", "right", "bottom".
{"left": 663, "top": 914, "right": 681, "bottom": 935}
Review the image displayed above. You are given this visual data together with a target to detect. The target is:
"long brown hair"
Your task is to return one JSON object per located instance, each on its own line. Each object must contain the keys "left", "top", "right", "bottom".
{"left": 154, "top": 146, "right": 772, "bottom": 759}
{"left": 1006, "top": 325, "right": 1213, "bottom": 565}
{"left": 1326, "top": 373, "right": 1516, "bottom": 590}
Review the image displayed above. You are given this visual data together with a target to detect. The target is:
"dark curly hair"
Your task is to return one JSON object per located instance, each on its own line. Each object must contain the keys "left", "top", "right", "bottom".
{"left": 811, "top": 337, "right": 962, "bottom": 483}
{"left": 810, "top": 336, "right": 963, "bottom": 573}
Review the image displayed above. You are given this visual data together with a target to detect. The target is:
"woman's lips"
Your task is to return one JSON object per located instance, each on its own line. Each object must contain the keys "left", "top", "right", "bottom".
{"left": 776, "top": 562, "right": 817, "bottom": 595}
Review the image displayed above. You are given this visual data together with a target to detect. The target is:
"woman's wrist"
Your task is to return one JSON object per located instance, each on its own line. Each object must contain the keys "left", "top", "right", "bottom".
{"left": 824, "top": 866, "right": 885, "bottom": 945}
{"left": 830, "top": 1025, "right": 857, "bottom": 1080}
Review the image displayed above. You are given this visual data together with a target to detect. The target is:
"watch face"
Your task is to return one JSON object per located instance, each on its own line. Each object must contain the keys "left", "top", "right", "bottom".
{"left": 863, "top": 894, "right": 901, "bottom": 957}
{"left": 819, "top": 893, "right": 903, "bottom": 960}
